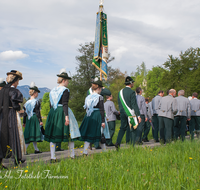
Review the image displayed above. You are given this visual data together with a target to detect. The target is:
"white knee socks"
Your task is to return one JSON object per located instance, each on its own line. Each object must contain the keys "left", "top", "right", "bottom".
{"left": 100, "top": 143, "right": 106, "bottom": 152}
{"left": 83, "top": 141, "right": 90, "bottom": 154}
{"left": 50, "top": 142, "right": 56, "bottom": 159}
{"left": 69, "top": 141, "right": 74, "bottom": 158}
{"left": 33, "top": 142, "right": 39, "bottom": 151}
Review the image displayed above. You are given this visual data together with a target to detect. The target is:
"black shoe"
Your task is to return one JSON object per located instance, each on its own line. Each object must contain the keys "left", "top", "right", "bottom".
{"left": 155, "top": 140, "right": 160, "bottom": 143}
{"left": 0, "top": 165, "right": 8, "bottom": 170}
{"left": 83, "top": 154, "right": 88, "bottom": 157}
{"left": 143, "top": 139, "right": 149, "bottom": 142}
{"left": 50, "top": 159, "right": 57, "bottom": 163}
{"left": 114, "top": 143, "right": 120, "bottom": 151}
{"left": 15, "top": 159, "right": 26, "bottom": 166}
{"left": 56, "top": 148, "right": 64, "bottom": 151}
{"left": 25, "top": 152, "right": 29, "bottom": 155}
{"left": 35, "top": 150, "right": 42, "bottom": 154}
{"left": 95, "top": 146, "right": 102, "bottom": 149}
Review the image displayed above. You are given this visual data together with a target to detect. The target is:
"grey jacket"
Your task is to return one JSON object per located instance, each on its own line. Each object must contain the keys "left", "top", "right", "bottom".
{"left": 190, "top": 98, "right": 200, "bottom": 116}
{"left": 175, "top": 95, "right": 191, "bottom": 118}
{"left": 158, "top": 95, "right": 178, "bottom": 119}
{"left": 104, "top": 100, "right": 119, "bottom": 122}
{"left": 146, "top": 103, "right": 152, "bottom": 120}
{"left": 136, "top": 95, "right": 147, "bottom": 118}
{"left": 152, "top": 95, "right": 162, "bottom": 115}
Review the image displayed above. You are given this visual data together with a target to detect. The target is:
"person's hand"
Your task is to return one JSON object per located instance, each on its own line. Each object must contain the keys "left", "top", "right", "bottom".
{"left": 40, "top": 122, "right": 43, "bottom": 126}
{"left": 187, "top": 118, "right": 191, "bottom": 121}
{"left": 118, "top": 111, "right": 120, "bottom": 115}
{"left": 102, "top": 123, "right": 105, "bottom": 128}
{"left": 138, "top": 116, "right": 142, "bottom": 124}
{"left": 65, "top": 116, "right": 70, "bottom": 126}
{"left": 149, "top": 120, "right": 152, "bottom": 123}
{"left": 145, "top": 118, "right": 148, "bottom": 122}
{"left": 23, "top": 124, "right": 25, "bottom": 128}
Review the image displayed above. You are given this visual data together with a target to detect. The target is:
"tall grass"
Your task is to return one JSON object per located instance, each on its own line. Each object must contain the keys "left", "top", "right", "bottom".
{"left": 0, "top": 140, "right": 199, "bottom": 189}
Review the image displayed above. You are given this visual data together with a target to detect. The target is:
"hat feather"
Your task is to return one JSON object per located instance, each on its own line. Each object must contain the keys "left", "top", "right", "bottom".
{"left": 60, "top": 68, "right": 66, "bottom": 74}
{"left": 94, "top": 77, "right": 99, "bottom": 82}
{"left": 0, "top": 78, "right": 4, "bottom": 83}
{"left": 30, "top": 82, "right": 35, "bottom": 88}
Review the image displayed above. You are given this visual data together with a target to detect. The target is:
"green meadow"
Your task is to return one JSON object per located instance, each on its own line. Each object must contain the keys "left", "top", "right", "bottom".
{"left": 0, "top": 120, "right": 199, "bottom": 189}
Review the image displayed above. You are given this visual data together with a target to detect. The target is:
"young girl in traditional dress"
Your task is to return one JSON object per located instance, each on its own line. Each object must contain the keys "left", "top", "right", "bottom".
{"left": 80, "top": 79, "right": 109, "bottom": 155}
{"left": 23, "top": 82, "right": 43, "bottom": 154}
{"left": 44, "top": 69, "right": 80, "bottom": 162}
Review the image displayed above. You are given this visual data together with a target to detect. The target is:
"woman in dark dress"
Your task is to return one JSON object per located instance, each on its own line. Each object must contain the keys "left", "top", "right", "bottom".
{"left": 23, "top": 82, "right": 43, "bottom": 154}
{"left": 80, "top": 79, "right": 106, "bottom": 155}
{"left": 0, "top": 70, "right": 25, "bottom": 167}
{"left": 44, "top": 69, "right": 80, "bottom": 162}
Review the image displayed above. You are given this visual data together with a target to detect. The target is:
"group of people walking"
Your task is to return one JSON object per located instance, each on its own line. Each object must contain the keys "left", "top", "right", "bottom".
{"left": 0, "top": 69, "right": 199, "bottom": 169}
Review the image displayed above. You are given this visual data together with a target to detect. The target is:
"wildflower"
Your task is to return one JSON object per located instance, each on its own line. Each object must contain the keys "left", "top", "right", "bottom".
{"left": 51, "top": 145, "right": 54, "bottom": 147}
{"left": 127, "top": 170, "right": 129, "bottom": 172}
{"left": 81, "top": 151, "right": 83, "bottom": 153}
{"left": 10, "top": 149, "right": 12, "bottom": 152}
{"left": 81, "top": 145, "right": 83, "bottom": 148}
{"left": 27, "top": 166, "right": 28, "bottom": 168}
{"left": 101, "top": 152, "right": 102, "bottom": 153}
{"left": 56, "top": 146, "right": 58, "bottom": 148}
{"left": 7, "top": 145, "right": 10, "bottom": 148}
{"left": 189, "top": 157, "right": 193, "bottom": 160}
{"left": 150, "top": 149, "right": 152, "bottom": 151}
{"left": 5, "top": 186, "right": 8, "bottom": 188}
{"left": 0, "top": 182, "right": 2, "bottom": 185}
{"left": 25, "top": 170, "right": 28, "bottom": 173}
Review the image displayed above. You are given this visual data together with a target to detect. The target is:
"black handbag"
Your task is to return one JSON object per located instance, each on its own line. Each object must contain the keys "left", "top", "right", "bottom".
{"left": 116, "top": 114, "right": 121, "bottom": 120}
{"left": 101, "top": 133, "right": 106, "bottom": 144}
{"left": 40, "top": 126, "right": 45, "bottom": 135}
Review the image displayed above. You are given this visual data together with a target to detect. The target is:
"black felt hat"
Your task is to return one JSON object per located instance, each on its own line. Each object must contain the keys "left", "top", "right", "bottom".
{"left": 57, "top": 68, "right": 71, "bottom": 80}
{"left": 91, "top": 77, "right": 103, "bottom": 87}
{"left": 125, "top": 76, "right": 134, "bottom": 85}
{"left": 29, "top": 82, "right": 40, "bottom": 93}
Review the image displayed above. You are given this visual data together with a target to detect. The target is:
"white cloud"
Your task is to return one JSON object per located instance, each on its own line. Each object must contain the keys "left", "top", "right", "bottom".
{"left": 0, "top": 50, "right": 28, "bottom": 61}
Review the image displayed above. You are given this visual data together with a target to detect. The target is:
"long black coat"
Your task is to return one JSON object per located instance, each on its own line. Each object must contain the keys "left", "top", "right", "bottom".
{"left": 0, "top": 87, "right": 23, "bottom": 160}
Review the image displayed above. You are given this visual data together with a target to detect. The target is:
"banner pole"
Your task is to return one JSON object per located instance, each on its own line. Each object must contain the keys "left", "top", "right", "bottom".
{"left": 100, "top": 61, "right": 102, "bottom": 81}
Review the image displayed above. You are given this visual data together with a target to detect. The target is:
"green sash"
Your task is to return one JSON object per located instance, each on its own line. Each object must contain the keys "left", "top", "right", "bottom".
{"left": 119, "top": 89, "right": 138, "bottom": 129}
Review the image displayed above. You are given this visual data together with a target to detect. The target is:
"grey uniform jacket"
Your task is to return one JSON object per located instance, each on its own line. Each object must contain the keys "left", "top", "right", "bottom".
{"left": 136, "top": 95, "right": 147, "bottom": 118}
{"left": 104, "top": 100, "right": 119, "bottom": 122}
{"left": 175, "top": 95, "right": 191, "bottom": 119}
{"left": 190, "top": 98, "right": 200, "bottom": 116}
{"left": 158, "top": 95, "right": 178, "bottom": 119}
{"left": 146, "top": 103, "right": 152, "bottom": 120}
{"left": 152, "top": 95, "right": 162, "bottom": 115}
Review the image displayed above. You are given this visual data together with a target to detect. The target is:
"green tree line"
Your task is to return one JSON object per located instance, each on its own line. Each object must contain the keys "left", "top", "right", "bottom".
{"left": 40, "top": 44, "right": 200, "bottom": 121}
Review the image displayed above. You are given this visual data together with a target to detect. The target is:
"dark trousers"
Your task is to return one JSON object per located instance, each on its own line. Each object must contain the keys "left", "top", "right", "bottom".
{"left": 152, "top": 114, "right": 159, "bottom": 141}
{"left": 136, "top": 115, "right": 145, "bottom": 143}
{"left": 143, "top": 120, "right": 151, "bottom": 140}
{"left": 189, "top": 116, "right": 200, "bottom": 140}
{"left": 106, "top": 121, "right": 116, "bottom": 145}
{"left": 174, "top": 116, "right": 187, "bottom": 141}
{"left": 159, "top": 116, "right": 174, "bottom": 143}
{"left": 116, "top": 113, "right": 137, "bottom": 146}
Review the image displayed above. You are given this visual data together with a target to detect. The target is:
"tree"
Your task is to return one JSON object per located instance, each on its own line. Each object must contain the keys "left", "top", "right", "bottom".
{"left": 41, "top": 92, "right": 50, "bottom": 116}
{"left": 145, "top": 66, "right": 166, "bottom": 99}
{"left": 68, "top": 42, "right": 115, "bottom": 121}
{"left": 161, "top": 47, "right": 200, "bottom": 97}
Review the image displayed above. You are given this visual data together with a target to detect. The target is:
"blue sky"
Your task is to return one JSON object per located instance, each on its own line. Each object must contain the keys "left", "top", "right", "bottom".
{"left": 0, "top": 0, "right": 199, "bottom": 89}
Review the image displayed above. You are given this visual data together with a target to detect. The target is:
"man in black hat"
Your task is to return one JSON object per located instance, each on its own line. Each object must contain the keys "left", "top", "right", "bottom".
{"left": 115, "top": 76, "right": 141, "bottom": 149}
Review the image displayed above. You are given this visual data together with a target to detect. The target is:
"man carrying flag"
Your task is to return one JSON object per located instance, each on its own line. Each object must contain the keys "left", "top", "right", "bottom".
{"left": 115, "top": 76, "right": 141, "bottom": 149}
